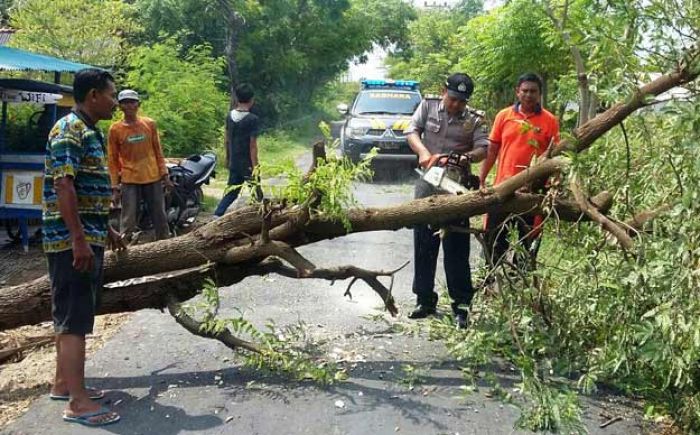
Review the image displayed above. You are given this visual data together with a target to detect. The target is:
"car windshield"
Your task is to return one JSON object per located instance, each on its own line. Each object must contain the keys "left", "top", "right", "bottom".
{"left": 354, "top": 91, "right": 421, "bottom": 115}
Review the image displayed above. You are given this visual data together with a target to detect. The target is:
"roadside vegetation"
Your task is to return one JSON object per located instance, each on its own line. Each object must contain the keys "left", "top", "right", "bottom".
{"left": 390, "top": 0, "right": 700, "bottom": 431}
{"left": 2, "top": 0, "right": 699, "bottom": 432}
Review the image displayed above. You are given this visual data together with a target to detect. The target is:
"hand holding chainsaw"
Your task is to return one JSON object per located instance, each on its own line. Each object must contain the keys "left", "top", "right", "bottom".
{"left": 419, "top": 152, "right": 472, "bottom": 169}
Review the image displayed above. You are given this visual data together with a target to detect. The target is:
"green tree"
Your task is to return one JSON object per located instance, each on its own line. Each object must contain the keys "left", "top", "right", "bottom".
{"left": 9, "top": 0, "right": 139, "bottom": 67}
{"left": 386, "top": 10, "right": 464, "bottom": 93}
{"left": 133, "top": 0, "right": 416, "bottom": 123}
{"left": 390, "top": 0, "right": 700, "bottom": 430}
{"left": 0, "top": 0, "right": 14, "bottom": 25}
{"left": 455, "top": 0, "right": 484, "bottom": 19}
{"left": 538, "top": 0, "right": 699, "bottom": 125}
{"left": 125, "top": 38, "right": 228, "bottom": 156}
{"left": 133, "top": 0, "right": 226, "bottom": 55}
{"left": 455, "top": 0, "right": 569, "bottom": 110}
{"left": 389, "top": 0, "right": 570, "bottom": 113}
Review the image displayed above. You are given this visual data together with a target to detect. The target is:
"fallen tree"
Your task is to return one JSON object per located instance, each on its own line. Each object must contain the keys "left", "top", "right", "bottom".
{"left": 0, "top": 44, "right": 697, "bottom": 349}
{"left": 0, "top": 169, "right": 610, "bottom": 331}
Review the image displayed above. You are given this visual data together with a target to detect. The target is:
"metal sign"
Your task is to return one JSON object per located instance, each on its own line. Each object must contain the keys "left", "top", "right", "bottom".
{"left": 1, "top": 170, "right": 44, "bottom": 209}
{"left": 0, "top": 89, "right": 63, "bottom": 104}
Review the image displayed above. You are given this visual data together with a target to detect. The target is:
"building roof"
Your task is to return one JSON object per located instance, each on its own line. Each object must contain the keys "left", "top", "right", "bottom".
{"left": 0, "top": 78, "right": 72, "bottom": 93}
{"left": 0, "top": 45, "right": 96, "bottom": 73}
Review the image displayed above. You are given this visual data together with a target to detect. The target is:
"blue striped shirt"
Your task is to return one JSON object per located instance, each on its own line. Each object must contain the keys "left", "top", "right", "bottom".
{"left": 42, "top": 112, "right": 111, "bottom": 253}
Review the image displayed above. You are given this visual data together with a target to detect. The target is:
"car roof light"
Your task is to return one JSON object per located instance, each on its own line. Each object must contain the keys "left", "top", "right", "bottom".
{"left": 361, "top": 79, "right": 420, "bottom": 91}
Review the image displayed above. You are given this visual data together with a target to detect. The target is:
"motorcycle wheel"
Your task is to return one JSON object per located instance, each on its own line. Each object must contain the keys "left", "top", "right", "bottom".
{"left": 190, "top": 187, "right": 203, "bottom": 222}
{"left": 174, "top": 187, "right": 203, "bottom": 230}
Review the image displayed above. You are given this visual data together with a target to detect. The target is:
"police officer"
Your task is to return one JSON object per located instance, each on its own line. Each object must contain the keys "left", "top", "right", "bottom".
{"left": 404, "top": 72, "right": 489, "bottom": 329}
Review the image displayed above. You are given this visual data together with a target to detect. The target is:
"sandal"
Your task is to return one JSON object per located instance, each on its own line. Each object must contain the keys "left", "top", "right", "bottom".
{"left": 50, "top": 387, "right": 105, "bottom": 401}
{"left": 63, "top": 406, "right": 120, "bottom": 427}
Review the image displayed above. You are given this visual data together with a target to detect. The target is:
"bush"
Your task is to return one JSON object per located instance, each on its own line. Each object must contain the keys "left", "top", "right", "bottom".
{"left": 445, "top": 100, "right": 700, "bottom": 431}
{"left": 125, "top": 37, "right": 228, "bottom": 157}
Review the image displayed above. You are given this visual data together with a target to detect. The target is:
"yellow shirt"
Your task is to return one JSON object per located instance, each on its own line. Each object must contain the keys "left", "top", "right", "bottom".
{"left": 108, "top": 117, "right": 167, "bottom": 186}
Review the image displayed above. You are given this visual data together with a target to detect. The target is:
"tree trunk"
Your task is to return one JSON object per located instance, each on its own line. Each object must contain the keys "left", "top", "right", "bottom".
{"left": 218, "top": 0, "right": 243, "bottom": 110}
{"left": 0, "top": 188, "right": 610, "bottom": 331}
{"left": 554, "top": 55, "right": 699, "bottom": 155}
{"left": 542, "top": 0, "right": 592, "bottom": 126}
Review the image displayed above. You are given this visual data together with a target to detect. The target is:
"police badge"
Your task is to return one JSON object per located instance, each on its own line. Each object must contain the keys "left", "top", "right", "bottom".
{"left": 462, "top": 116, "right": 475, "bottom": 133}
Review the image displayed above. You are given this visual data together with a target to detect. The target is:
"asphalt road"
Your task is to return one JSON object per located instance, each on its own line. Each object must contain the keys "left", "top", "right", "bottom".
{"left": 3, "top": 157, "right": 646, "bottom": 435}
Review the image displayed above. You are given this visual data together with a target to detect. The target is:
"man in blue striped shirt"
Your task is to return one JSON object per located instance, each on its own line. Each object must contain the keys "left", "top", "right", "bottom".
{"left": 43, "top": 68, "right": 124, "bottom": 427}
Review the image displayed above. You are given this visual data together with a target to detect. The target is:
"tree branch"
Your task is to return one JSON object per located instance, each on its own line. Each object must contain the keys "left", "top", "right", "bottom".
{"left": 261, "top": 239, "right": 401, "bottom": 316}
{"left": 556, "top": 41, "right": 700, "bottom": 155}
{"left": 570, "top": 176, "right": 635, "bottom": 251}
{"left": 623, "top": 204, "right": 672, "bottom": 235}
{"left": 542, "top": 0, "right": 591, "bottom": 126}
{"left": 166, "top": 295, "right": 262, "bottom": 354}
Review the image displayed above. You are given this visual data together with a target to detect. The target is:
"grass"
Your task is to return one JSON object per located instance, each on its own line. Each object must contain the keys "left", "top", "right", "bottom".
{"left": 258, "top": 130, "right": 311, "bottom": 167}
{"left": 201, "top": 80, "right": 355, "bottom": 213}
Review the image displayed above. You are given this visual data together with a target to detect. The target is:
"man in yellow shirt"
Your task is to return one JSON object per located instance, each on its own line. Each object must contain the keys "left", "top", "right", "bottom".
{"left": 108, "top": 90, "right": 172, "bottom": 241}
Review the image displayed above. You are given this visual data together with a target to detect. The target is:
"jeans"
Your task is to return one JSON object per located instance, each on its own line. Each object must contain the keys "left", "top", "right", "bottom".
{"left": 214, "top": 170, "right": 263, "bottom": 217}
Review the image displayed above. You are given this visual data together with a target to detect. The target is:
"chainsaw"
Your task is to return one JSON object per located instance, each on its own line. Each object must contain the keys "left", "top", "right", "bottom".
{"left": 415, "top": 151, "right": 480, "bottom": 194}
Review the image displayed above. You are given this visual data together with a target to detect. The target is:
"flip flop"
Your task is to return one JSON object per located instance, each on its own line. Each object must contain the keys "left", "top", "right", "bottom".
{"left": 50, "top": 387, "right": 105, "bottom": 401}
{"left": 63, "top": 406, "right": 120, "bottom": 427}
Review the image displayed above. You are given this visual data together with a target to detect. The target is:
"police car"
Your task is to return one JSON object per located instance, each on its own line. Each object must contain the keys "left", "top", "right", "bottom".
{"left": 337, "top": 79, "right": 422, "bottom": 165}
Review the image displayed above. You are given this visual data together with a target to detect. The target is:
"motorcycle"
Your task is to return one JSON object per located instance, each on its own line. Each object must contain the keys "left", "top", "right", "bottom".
{"left": 111, "top": 153, "right": 217, "bottom": 239}
{"left": 165, "top": 152, "right": 217, "bottom": 232}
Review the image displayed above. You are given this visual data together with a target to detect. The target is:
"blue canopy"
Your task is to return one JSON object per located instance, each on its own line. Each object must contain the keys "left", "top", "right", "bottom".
{"left": 0, "top": 46, "right": 96, "bottom": 73}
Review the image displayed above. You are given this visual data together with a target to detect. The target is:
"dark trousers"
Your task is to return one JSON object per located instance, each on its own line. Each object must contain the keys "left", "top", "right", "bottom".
{"left": 412, "top": 180, "right": 474, "bottom": 313}
{"left": 121, "top": 181, "right": 169, "bottom": 241}
{"left": 214, "top": 170, "right": 263, "bottom": 217}
{"left": 48, "top": 246, "right": 105, "bottom": 335}
{"left": 484, "top": 212, "right": 540, "bottom": 270}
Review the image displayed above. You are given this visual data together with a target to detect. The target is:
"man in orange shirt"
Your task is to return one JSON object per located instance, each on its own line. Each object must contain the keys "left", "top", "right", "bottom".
{"left": 479, "top": 73, "right": 560, "bottom": 268}
{"left": 108, "top": 90, "right": 172, "bottom": 242}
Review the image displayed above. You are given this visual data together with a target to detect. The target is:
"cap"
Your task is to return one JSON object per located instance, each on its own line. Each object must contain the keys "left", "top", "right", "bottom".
{"left": 118, "top": 89, "right": 140, "bottom": 102}
{"left": 444, "top": 73, "right": 474, "bottom": 101}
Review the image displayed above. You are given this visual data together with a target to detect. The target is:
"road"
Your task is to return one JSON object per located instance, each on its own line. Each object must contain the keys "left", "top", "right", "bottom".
{"left": 3, "top": 154, "right": 646, "bottom": 435}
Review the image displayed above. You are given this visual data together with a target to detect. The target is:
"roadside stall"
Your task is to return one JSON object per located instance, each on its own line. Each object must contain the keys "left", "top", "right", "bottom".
{"left": 0, "top": 46, "right": 94, "bottom": 251}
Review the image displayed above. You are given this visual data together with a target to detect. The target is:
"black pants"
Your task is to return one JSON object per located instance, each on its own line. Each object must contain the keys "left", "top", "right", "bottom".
{"left": 484, "top": 212, "right": 540, "bottom": 270}
{"left": 412, "top": 180, "right": 474, "bottom": 314}
{"left": 48, "top": 246, "right": 105, "bottom": 335}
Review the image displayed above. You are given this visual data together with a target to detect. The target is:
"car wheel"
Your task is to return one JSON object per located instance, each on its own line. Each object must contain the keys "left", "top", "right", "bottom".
{"left": 340, "top": 130, "right": 359, "bottom": 163}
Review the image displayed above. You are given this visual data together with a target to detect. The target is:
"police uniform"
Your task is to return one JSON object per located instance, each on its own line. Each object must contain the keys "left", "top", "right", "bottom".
{"left": 403, "top": 75, "right": 489, "bottom": 319}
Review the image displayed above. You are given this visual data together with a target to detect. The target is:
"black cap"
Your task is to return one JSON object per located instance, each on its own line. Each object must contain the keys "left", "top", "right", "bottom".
{"left": 445, "top": 73, "right": 474, "bottom": 101}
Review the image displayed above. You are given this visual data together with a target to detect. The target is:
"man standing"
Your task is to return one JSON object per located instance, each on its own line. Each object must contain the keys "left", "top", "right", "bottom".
{"left": 43, "top": 68, "right": 124, "bottom": 426}
{"left": 404, "top": 73, "right": 489, "bottom": 329}
{"left": 214, "top": 83, "right": 261, "bottom": 217}
{"left": 108, "top": 89, "right": 171, "bottom": 242}
{"left": 479, "top": 73, "right": 560, "bottom": 268}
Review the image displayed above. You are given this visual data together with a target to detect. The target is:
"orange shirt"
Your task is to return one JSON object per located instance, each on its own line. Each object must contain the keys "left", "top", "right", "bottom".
{"left": 108, "top": 117, "right": 167, "bottom": 186}
{"left": 489, "top": 104, "right": 560, "bottom": 184}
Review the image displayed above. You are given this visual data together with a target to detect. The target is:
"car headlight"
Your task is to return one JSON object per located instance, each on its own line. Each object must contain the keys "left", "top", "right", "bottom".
{"left": 345, "top": 126, "right": 367, "bottom": 139}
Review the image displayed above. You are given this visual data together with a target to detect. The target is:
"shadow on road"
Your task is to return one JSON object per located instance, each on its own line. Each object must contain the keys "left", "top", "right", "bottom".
{"left": 81, "top": 355, "right": 521, "bottom": 434}
{"left": 97, "top": 390, "right": 222, "bottom": 435}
